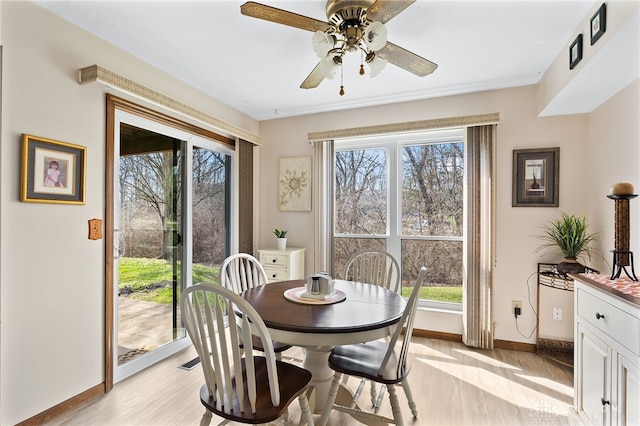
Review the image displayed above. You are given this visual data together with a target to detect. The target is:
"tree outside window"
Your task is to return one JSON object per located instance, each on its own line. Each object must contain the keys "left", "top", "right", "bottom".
{"left": 334, "top": 129, "right": 464, "bottom": 303}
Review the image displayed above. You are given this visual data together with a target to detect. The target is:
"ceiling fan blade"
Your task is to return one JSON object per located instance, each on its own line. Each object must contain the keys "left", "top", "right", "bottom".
{"left": 376, "top": 42, "right": 438, "bottom": 77}
{"left": 241, "top": 2, "right": 331, "bottom": 33}
{"left": 300, "top": 61, "right": 329, "bottom": 89}
{"left": 366, "top": 0, "right": 416, "bottom": 24}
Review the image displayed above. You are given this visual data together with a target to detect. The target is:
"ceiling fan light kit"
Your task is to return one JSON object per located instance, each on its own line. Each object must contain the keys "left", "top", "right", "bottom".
{"left": 240, "top": 0, "right": 437, "bottom": 96}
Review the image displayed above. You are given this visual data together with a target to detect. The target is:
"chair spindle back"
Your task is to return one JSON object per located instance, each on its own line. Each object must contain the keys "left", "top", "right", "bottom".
{"left": 220, "top": 253, "right": 269, "bottom": 293}
{"left": 181, "top": 284, "right": 280, "bottom": 413}
{"left": 379, "top": 266, "right": 427, "bottom": 377}
{"left": 344, "top": 249, "right": 401, "bottom": 293}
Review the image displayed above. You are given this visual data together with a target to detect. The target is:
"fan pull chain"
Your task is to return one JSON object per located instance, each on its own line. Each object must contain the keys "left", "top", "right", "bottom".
{"left": 339, "top": 61, "right": 345, "bottom": 96}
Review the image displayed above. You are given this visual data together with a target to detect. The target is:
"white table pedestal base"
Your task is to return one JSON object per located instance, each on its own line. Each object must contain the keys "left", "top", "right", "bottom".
{"left": 302, "top": 346, "right": 356, "bottom": 414}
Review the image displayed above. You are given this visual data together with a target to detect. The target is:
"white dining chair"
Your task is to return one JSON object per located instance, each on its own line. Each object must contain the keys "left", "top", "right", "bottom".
{"left": 319, "top": 266, "right": 427, "bottom": 426}
{"left": 344, "top": 249, "right": 401, "bottom": 293}
{"left": 343, "top": 249, "right": 402, "bottom": 405}
{"left": 180, "top": 283, "right": 315, "bottom": 426}
{"left": 220, "top": 253, "right": 294, "bottom": 361}
{"left": 220, "top": 253, "right": 269, "bottom": 294}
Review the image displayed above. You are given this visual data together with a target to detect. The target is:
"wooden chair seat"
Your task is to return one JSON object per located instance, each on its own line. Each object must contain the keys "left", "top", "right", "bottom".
{"left": 240, "top": 334, "right": 292, "bottom": 354}
{"left": 328, "top": 340, "right": 410, "bottom": 385}
{"left": 199, "top": 356, "right": 312, "bottom": 424}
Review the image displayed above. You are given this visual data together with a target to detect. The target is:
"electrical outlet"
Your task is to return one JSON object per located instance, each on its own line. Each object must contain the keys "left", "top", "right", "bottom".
{"left": 512, "top": 300, "right": 522, "bottom": 317}
{"left": 553, "top": 307, "right": 562, "bottom": 321}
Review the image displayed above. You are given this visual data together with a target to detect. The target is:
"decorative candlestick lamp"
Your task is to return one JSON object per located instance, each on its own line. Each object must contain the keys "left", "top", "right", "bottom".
{"left": 607, "top": 182, "right": 638, "bottom": 281}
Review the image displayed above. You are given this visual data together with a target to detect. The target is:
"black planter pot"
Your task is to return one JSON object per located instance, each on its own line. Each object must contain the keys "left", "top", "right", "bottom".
{"left": 557, "top": 258, "right": 586, "bottom": 275}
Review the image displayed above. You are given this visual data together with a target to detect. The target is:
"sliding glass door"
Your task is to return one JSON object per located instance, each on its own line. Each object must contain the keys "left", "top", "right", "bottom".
{"left": 113, "top": 109, "right": 232, "bottom": 382}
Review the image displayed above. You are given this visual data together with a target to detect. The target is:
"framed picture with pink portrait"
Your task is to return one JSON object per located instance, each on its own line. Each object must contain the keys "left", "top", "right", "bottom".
{"left": 20, "top": 134, "right": 86, "bottom": 204}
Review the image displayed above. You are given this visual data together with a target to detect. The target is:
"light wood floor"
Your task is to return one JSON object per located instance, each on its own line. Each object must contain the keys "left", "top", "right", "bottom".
{"left": 47, "top": 337, "right": 583, "bottom": 425}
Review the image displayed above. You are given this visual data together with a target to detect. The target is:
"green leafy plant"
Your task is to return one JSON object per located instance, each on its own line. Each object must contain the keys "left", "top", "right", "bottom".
{"left": 273, "top": 228, "right": 288, "bottom": 238}
{"left": 534, "top": 212, "right": 598, "bottom": 260}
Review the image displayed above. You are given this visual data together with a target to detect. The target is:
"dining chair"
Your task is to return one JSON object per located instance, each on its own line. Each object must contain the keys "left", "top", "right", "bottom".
{"left": 319, "top": 266, "right": 427, "bottom": 426}
{"left": 220, "top": 253, "right": 270, "bottom": 294}
{"left": 342, "top": 249, "right": 401, "bottom": 405}
{"left": 343, "top": 249, "right": 401, "bottom": 293}
{"left": 220, "top": 253, "right": 294, "bottom": 361}
{"left": 180, "top": 283, "right": 315, "bottom": 426}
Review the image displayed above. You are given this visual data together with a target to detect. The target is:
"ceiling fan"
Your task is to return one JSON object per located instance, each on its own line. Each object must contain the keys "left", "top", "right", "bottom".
{"left": 240, "top": 0, "right": 438, "bottom": 95}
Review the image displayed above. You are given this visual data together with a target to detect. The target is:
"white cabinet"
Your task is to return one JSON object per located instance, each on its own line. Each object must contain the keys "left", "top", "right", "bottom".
{"left": 574, "top": 275, "right": 640, "bottom": 425}
{"left": 258, "top": 247, "right": 305, "bottom": 283}
{"left": 619, "top": 355, "right": 640, "bottom": 425}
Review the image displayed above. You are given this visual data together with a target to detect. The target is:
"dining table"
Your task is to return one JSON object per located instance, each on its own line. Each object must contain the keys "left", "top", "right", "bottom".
{"left": 240, "top": 278, "right": 407, "bottom": 413}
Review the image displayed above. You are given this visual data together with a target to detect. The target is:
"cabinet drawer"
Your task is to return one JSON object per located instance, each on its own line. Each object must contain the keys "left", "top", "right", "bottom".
{"left": 264, "top": 268, "right": 289, "bottom": 282}
{"left": 260, "top": 253, "right": 288, "bottom": 269}
{"left": 577, "top": 288, "right": 640, "bottom": 355}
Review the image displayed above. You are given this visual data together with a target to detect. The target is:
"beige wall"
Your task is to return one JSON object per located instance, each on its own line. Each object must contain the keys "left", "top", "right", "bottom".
{"left": 589, "top": 79, "right": 640, "bottom": 270}
{"left": 258, "top": 80, "right": 639, "bottom": 343}
{"left": 1, "top": 1, "right": 638, "bottom": 424}
{"left": 0, "top": 2, "right": 258, "bottom": 424}
{"left": 258, "top": 85, "right": 592, "bottom": 340}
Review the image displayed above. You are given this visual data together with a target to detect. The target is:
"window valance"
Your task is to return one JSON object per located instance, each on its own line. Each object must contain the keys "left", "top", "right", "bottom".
{"left": 79, "top": 64, "right": 260, "bottom": 145}
{"left": 307, "top": 112, "right": 500, "bottom": 142}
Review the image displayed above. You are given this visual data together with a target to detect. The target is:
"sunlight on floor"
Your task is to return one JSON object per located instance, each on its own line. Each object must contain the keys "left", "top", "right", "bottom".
{"left": 453, "top": 347, "right": 523, "bottom": 370}
{"left": 415, "top": 351, "right": 575, "bottom": 416}
{"left": 516, "top": 373, "right": 574, "bottom": 397}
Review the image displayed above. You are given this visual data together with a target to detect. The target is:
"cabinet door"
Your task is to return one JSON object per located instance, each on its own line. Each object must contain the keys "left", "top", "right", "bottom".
{"left": 618, "top": 355, "right": 640, "bottom": 425}
{"left": 578, "top": 324, "right": 612, "bottom": 425}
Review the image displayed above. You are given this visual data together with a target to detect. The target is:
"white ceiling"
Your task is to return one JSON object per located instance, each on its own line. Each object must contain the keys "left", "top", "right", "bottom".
{"left": 35, "top": 0, "right": 598, "bottom": 121}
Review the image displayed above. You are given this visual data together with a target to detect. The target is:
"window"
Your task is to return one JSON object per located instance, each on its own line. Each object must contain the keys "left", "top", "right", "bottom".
{"left": 334, "top": 128, "right": 464, "bottom": 306}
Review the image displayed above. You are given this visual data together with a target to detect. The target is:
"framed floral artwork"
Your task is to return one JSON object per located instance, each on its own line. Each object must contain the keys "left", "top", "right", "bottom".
{"left": 20, "top": 134, "right": 86, "bottom": 204}
{"left": 279, "top": 156, "right": 311, "bottom": 211}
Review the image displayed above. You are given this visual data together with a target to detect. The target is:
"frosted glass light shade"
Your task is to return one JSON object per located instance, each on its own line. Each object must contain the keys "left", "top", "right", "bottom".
{"left": 363, "top": 22, "right": 388, "bottom": 52}
{"left": 312, "top": 31, "right": 336, "bottom": 58}
{"left": 368, "top": 56, "right": 387, "bottom": 77}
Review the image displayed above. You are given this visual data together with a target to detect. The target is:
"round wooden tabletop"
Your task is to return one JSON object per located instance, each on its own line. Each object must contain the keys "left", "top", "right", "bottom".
{"left": 241, "top": 279, "right": 406, "bottom": 347}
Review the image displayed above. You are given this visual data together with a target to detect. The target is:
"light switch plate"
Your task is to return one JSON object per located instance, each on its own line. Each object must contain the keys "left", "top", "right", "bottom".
{"left": 88, "top": 218, "right": 103, "bottom": 240}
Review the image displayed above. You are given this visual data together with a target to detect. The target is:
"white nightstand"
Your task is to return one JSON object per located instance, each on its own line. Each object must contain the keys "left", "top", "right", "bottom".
{"left": 258, "top": 247, "right": 306, "bottom": 283}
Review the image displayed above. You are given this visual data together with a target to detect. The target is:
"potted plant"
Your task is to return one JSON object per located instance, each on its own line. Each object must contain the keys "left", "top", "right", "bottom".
{"left": 274, "top": 228, "right": 288, "bottom": 250}
{"left": 535, "top": 212, "right": 598, "bottom": 275}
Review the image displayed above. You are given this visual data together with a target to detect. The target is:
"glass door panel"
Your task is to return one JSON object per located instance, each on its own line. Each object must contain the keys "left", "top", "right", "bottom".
{"left": 191, "top": 146, "right": 230, "bottom": 285}
{"left": 112, "top": 109, "right": 234, "bottom": 383}
{"left": 116, "top": 124, "right": 185, "bottom": 368}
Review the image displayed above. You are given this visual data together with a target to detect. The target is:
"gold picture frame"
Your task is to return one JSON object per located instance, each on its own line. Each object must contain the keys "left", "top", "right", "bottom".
{"left": 20, "top": 134, "right": 86, "bottom": 204}
{"left": 279, "top": 156, "right": 311, "bottom": 212}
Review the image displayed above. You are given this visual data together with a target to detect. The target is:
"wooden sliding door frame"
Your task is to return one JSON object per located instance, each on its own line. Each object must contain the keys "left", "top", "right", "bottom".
{"left": 104, "top": 94, "right": 234, "bottom": 391}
